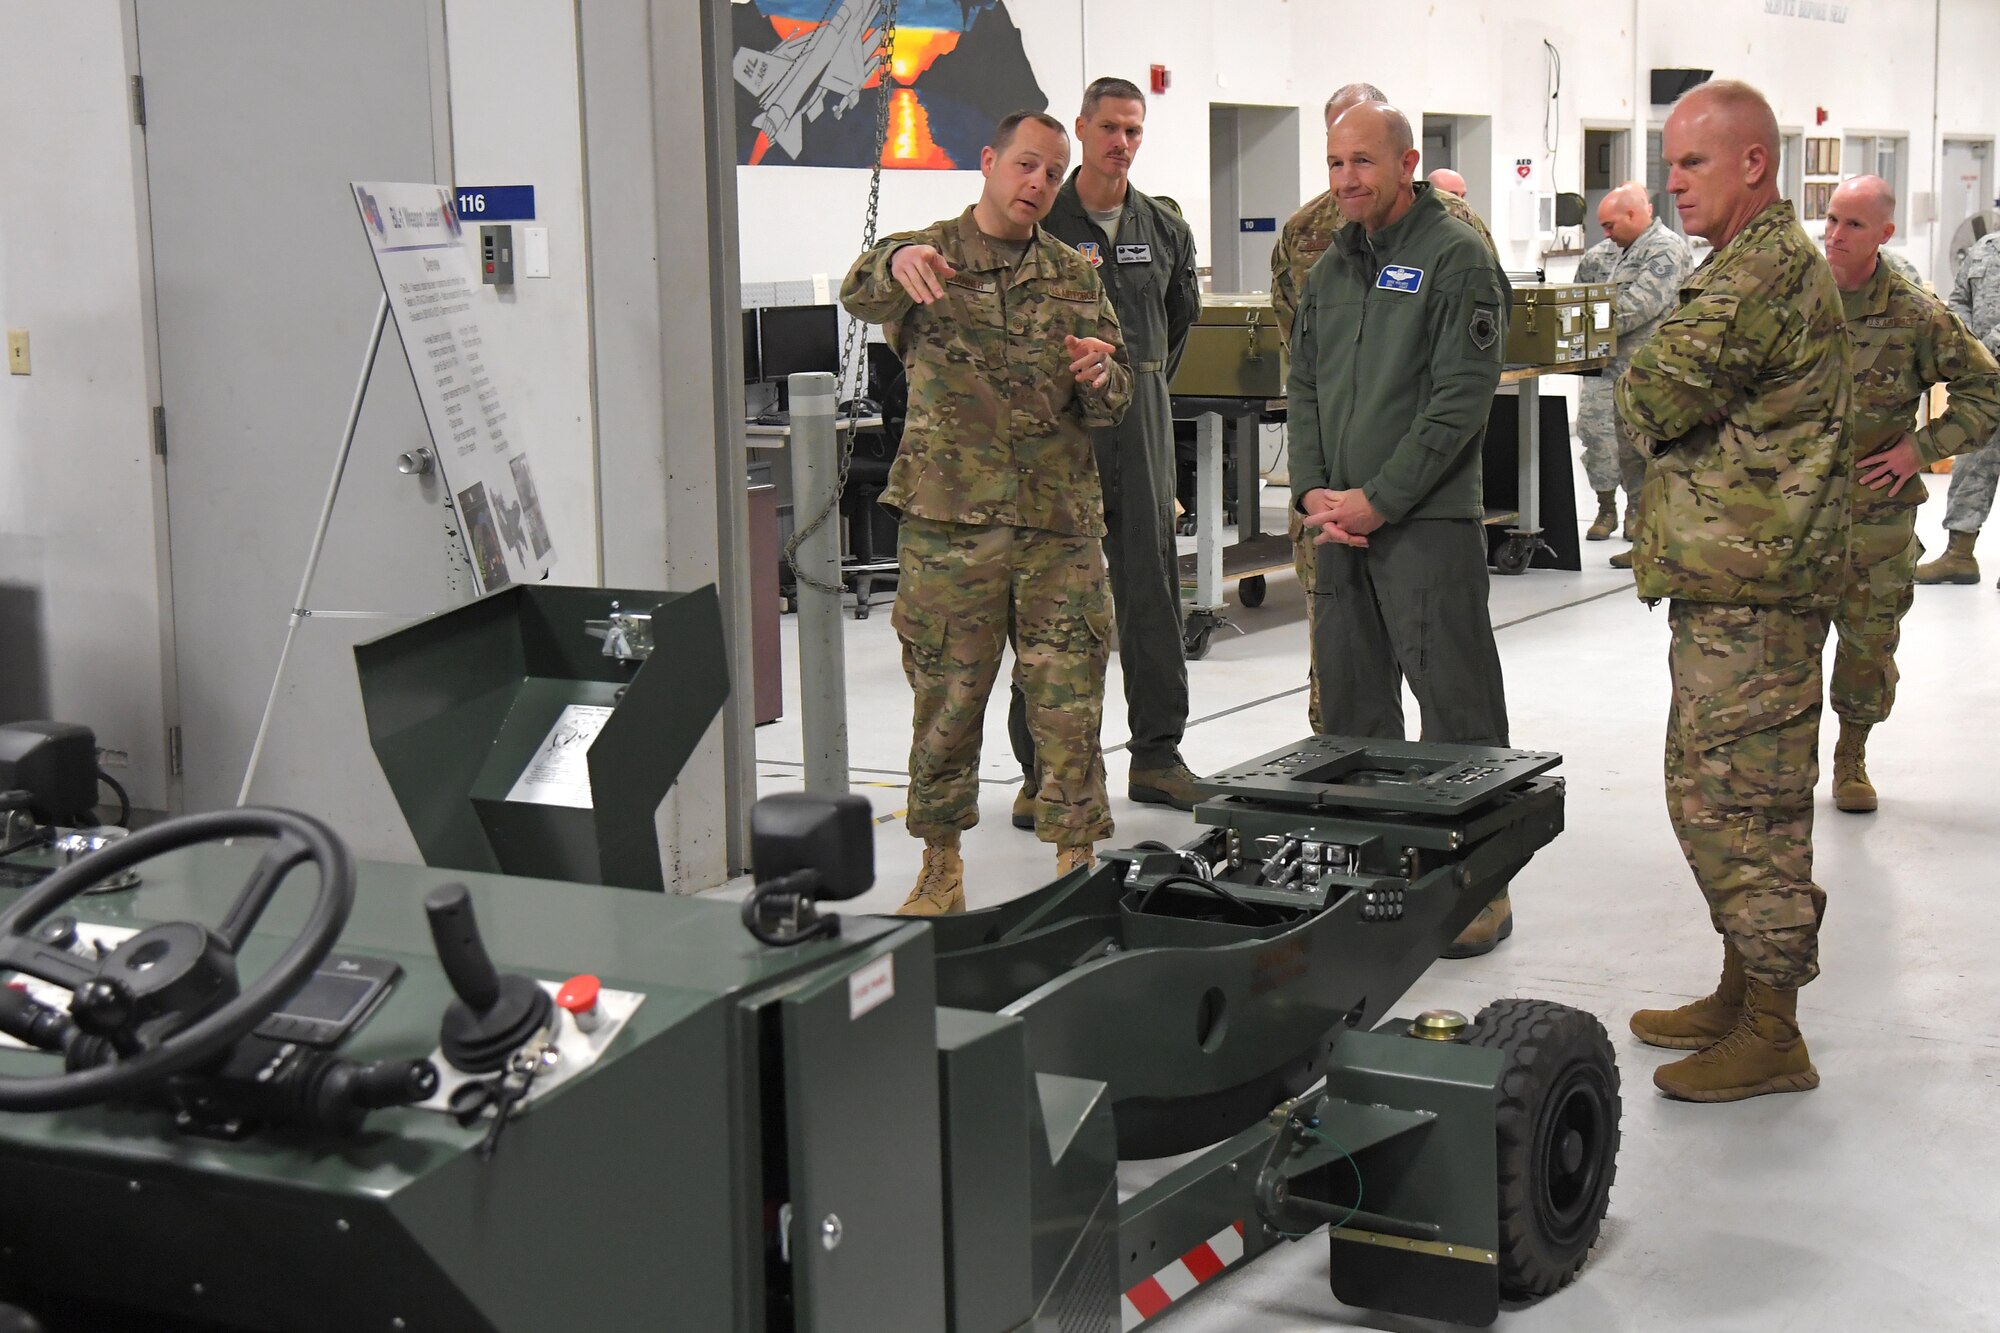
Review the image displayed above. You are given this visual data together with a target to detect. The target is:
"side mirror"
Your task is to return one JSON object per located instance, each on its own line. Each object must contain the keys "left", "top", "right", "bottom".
{"left": 743, "top": 793, "right": 875, "bottom": 947}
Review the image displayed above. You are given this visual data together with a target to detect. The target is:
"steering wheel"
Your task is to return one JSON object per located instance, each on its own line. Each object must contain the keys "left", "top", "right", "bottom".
{"left": 0, "top": 807, "right": 353, "bottom": 1112}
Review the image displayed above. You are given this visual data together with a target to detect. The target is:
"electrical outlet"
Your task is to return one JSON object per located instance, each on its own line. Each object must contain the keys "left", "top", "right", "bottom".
{"left": 6, "top": 329, "right": 27, "bottom": 375}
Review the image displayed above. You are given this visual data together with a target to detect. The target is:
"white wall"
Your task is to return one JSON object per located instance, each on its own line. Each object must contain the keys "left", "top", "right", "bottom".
{"left": 0, "top": 1, "right": 170, "bottom": 806}
{"left": 732, "top": 0, "right": 1999, "bottom": 289}
{"left": 443, "top": 0, "right": 600, "bottom": 584}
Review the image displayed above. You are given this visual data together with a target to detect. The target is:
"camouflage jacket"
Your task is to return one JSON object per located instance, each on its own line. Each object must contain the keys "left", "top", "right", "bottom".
{"left": 1575, "top": 237, "right": 1620, "bottom": 284}
{"left": 1843, "top": 256, "right": 2000, "bottom": 516}
{"left": 1880, "top": 248, "right": 1922, "bottom": 287}
{"left": 1949, "top": 231, "right": 2000, "bottom": 361}
{"left": 1615, "top": 200, "right": 1852, "bottom": 608}
{"left": 1272, "top": 183, "right": 1495, "bottom": 344}
{"left": 840, "top": 207, "right": 1132, "bottom": 538}
{"left": 1601, "top": 220, "right": 1695, "bottom": 360}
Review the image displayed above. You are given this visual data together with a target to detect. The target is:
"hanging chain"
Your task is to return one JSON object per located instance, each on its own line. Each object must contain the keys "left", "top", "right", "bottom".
{"left": 783, "top": 0, "right": 899, "bottom": 598}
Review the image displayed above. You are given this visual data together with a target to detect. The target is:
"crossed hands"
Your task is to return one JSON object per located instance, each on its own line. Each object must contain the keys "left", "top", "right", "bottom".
{"left": 888, "top": 244, "right": 1117, "bottom": 388}
{"left": 1299, "top": 488, "right": 1385, "bottom": 547}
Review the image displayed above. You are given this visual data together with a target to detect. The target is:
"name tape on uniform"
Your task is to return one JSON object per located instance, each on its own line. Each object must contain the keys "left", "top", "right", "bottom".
{"left": 1376, "top": 265, "right": 1424, "bottom": 293}
{"left": 1115, "top": 243, "right": 1153, "bottom": 264}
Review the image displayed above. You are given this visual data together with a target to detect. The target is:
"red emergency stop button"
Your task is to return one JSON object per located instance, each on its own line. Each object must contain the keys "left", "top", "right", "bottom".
{"left": 558, "top": 974, "right": 604, "bottom": 1033}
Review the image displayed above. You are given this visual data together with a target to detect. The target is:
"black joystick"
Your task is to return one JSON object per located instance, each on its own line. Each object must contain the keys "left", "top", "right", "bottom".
{"left": 424, "top": 882, "right": 552, "bottom": 1074}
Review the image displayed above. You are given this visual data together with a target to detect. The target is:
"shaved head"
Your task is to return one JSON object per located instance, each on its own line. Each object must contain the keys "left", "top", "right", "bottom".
{"left": 1661, "top": 78, "right": 1781, "bottom": 246}
{"left": 1824, "top": 174, "right": 1898, "bottom": 290}
{"left": 1323, "top": 81, "right": 1388, "bottom": 127}
{"left": 1427, "top": 167, "right": 1468, "bottom": 197}
{"left": 1327, "top": 101, "right": 1421, "bottom": 233}
{"left": 1596, "top": 182, "right": 1654, "bottom": 247}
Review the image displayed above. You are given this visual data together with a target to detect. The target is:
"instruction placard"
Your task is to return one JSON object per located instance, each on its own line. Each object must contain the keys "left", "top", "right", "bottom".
{"left": 352, "top": 181, "right": 555, "bottom": 593}
{"left": 506, "top": 704, "right": 613, "bottom": 809}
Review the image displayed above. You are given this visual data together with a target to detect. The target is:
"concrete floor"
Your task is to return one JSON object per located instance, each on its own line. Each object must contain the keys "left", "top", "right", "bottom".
{"left": 752, "top": 459, "right": 2000, "bottom": 1332}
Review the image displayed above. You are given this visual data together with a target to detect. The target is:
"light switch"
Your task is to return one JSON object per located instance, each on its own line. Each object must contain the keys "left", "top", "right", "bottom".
{"left": 521, "top": 226, "right": 551, "bottom": 278}
{"left": 6, "top": 329, "right": 27, "bottom": 375}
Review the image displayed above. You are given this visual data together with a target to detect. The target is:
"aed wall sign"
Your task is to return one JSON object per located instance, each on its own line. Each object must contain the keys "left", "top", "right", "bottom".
{"left": 454, "top": 185, "right": 536, "bottom": 221}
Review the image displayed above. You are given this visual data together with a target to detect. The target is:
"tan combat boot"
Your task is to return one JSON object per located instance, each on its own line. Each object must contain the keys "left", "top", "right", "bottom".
{"left": 897, "top": 836, "right": 965, "bottom": 915}
{"left": 1915, "top": 529, "right": 1979, "bottom": 584}
{"left": 1130, "top": 759, "right": 1202, "bottom": 811}
{"left": 1652, "top": 978, "right": 1819, "bottom": 1101}
{"left": 1011, "top": 780, "right": 1036, "bottom": 830}
{"left": 1609, "top": 548, "right": 1634, "bottom": 570}
{"left": 1833, "top": 720, "right": 1877, "bottom": 813}
{"left": 1629, "top": 944, "right": 1745, "bottom": 1049}
{"left": 1622, "top": 504, "right": 1639, "bottom": 541}
{"left": 1441, "top": 889, "right": 1512, "bottom": 958}
{"left": 1056, "top": 843, "right": 1095, "bottom": 876}
{"left": 1585, "top": 491, "right": 1618, "bottom": 541}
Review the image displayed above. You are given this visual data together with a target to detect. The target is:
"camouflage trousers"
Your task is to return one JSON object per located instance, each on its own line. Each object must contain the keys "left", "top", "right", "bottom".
{"left": 892, "top": 516, "right": 1112, "bottom": 845}
{"left": 1941, "top": 431, "right": 2000, "bottom": 533}
{"left": 1576, "top": 379, "right": 1648, "bottom": 499}
{"left": 1288, "top": 508, "right": 1323, "bottom": 733}
{"left": 1665, "top": 601, "right": 1831, "bottom": 989}
{"left": 1831, "top": 507, "right": 1919, "bottom": 725}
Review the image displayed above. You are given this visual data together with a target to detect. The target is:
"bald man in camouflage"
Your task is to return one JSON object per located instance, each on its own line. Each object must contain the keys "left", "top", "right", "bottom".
{"left": 1573, "top": 183, "right": 1693, "bottom": 560}
{"left": 1617, "top": 80, "right": 1851, "bottom": 1102}
{"left": 1819, "top": 175, "right": 2000, "bottom": 810}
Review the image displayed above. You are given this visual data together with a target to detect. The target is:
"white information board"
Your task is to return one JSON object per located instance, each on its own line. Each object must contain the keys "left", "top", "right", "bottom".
{"left": 352, "top": 182, "right": 555, "bottom": 592}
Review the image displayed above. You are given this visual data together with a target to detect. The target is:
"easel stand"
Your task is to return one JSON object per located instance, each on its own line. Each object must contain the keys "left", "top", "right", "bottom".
{"left": 236, "top": 293, "right": 412, "bottom": 806}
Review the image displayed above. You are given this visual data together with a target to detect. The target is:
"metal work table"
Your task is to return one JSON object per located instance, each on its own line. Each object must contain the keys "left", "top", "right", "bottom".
{"left": 1171, "top": 395, "right": 1290, "bottom": 660}
{"left": 1492, "top": 359, "right": 1606, "bottom": 575}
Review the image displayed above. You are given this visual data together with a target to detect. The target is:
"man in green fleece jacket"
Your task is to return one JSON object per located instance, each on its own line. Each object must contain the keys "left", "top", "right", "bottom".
{"left": 1289, "top": 101, "right": 1515, "bottom": 955}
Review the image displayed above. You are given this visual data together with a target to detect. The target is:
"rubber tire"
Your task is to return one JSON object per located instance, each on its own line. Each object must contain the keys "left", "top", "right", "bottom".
{"left": 1493, "top": 537, "right": 1533, "bottom": 576}
{"left": 1237, "top": 575, "right": 1267, "bottom": 608}
{"left": 1464, "top": 998, "right": 1621, "bottom": 1301}
{"left": 1183, "top": 622, "right": 1214, "bottom": 661}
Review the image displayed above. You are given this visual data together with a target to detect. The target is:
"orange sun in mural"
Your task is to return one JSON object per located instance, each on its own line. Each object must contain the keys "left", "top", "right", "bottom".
{"left": 753, "top": 17, "right": 961, "bottom": 168}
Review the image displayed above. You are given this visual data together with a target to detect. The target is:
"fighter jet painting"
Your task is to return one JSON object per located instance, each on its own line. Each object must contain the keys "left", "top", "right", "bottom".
{"left": 733, "top": 0, "right": 888, "bottom": 163}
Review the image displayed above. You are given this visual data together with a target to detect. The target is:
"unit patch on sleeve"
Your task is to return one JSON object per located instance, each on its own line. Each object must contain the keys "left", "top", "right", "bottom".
{"left": 1469, "top": 304, "right": 1499, "bottom": 350}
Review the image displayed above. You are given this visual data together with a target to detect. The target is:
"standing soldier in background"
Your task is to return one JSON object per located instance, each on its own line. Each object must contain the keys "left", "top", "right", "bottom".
{"left": 1570, "top": 183, "right": 1693, "bottom": 561}
{"left": 1006, "top": 76, "right": 1203, "bottom": 820}
{"left": 1820, "top": 176, "right": 2000, "bottom": 810}
{"left": 1617, "top": 80, "right": 1851, "bottom": 1102}
{"left": 1271, "top": 81, "right": 1494, "bottom": 733}
{"left": 841, "top": 111, "right": 1132, "bottom": 914}
{"left": 1913, "top": 228, "right": 2000, "bottom": 586}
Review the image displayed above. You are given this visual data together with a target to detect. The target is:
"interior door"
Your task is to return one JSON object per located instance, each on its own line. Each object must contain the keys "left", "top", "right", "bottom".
{"left": 137, "top": 1, "right": 456, "bottom": 857}
{"left": 1939, "top": 138, "right": 1994, "bottom": 283}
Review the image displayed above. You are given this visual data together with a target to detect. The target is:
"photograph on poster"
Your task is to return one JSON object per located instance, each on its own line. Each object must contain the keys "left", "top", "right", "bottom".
{"left": 510, "top": 454, "right": 555, "bottom": 559}
{"left": 457, "top": 481, "right": 513, "bottom": 590}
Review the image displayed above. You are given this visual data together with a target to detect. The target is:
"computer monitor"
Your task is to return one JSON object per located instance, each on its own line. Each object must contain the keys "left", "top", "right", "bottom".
{"left": 741, "top": 308, "right": 762, "bottom": 383}
{"left": 758, "top": 304, "right": 840, "bottom": 381}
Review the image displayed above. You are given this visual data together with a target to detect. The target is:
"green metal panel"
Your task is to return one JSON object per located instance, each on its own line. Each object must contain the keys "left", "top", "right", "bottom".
{"left": 353, "top": 583, "right": 729, "bottom": 891}
{"left": 937, "top": 1009, "right": 1036, "bottom": 1332}
{"left": 0, "top": 847, "right": 909, "bottom": 1331}
{"left": 779, "top": 930, "right": 948, "bottom": 1331}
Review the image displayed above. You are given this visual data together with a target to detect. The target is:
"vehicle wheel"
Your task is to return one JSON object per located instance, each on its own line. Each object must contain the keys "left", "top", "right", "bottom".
{"left": 1183, "top": 620, "right": 1214, "bottom": 660}
{"left": 1493, "top": 537, "right": 1534, "bottom": 576}
{"left": 1237, "top": 575, "right": 1266, "bottom": 608}
{"left": 1464, "top": 998, "right": 1620, "bottom": 1302}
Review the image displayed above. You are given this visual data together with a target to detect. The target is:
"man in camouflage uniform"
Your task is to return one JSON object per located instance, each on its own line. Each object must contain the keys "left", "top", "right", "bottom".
{"left": 1914, "top": 229, "right": 2000, "bottom": 585}
{"left": 1005, "top": 76, "right": 1203, "bottom": 824}
{"left": 1616, "top": 81, "right": 1851, "bottom": 1101}
{"left": 1571, "top": 184, "right": 1694, "bottom": 559}
{"left": 840, "top": 111, "right": 1132, "bottom": 914}
{"left": 1820, "top": 176, "right": 2000, "bottom": 811}
{"left": 1272, "top": 82, "right": 1495, "bottom": 736}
